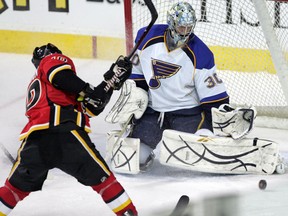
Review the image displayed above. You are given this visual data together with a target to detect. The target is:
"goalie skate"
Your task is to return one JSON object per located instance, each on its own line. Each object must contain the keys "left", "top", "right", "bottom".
{"left": 159, "top": 129, "right": 280, "bottom": 175}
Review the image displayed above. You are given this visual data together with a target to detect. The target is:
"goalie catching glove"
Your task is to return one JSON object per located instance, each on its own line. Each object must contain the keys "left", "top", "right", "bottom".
{"left": 212, "top": 104, "right": 257, "bottom": 140}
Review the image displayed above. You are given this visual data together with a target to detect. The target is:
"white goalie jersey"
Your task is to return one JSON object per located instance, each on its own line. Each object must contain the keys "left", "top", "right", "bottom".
{"left": 129, "top": 24, "right": 229, "bottom": 112}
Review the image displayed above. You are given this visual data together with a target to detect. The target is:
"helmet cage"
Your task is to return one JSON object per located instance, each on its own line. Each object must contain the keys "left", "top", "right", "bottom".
{"left": 167, "top": 2, "right": 197, "bottom": 46}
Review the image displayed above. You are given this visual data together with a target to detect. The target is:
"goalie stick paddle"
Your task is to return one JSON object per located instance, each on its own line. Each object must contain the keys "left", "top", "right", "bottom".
{"left": 126, "top": 0, "right": 158, "bottom": 59}
{"left": 169, "top": 195, "right": 190, "bottom": 216}
{"left": 106, "top": 114, "right": 134, "bottom": 162}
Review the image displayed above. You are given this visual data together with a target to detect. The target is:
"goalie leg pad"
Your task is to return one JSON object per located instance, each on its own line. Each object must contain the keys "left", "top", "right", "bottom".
{"left": 107, "top": 131, "right": 141, "bottom": 174}
{"left": 159, "top": 129, "right": 279, "bottom": 175}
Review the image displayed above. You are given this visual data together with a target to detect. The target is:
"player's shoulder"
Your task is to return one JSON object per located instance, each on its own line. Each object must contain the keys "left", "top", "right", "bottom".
{"left": 135, "top": 24, "right": 168, "bottom": 49}
{"left": 39, "top": 53, "right": 73, "bottom": 69}
{"left": 42, "top": 53, "right": 72, "bottom": 63}
{"left": 187, "top": 34, "right": 213, "bottom": 56}
{"left": 136, "top": 24, "right": 167, "bottom": 38}
{"left": 37, "top": 53, "right": 75, "bottom": 78}
{"left": 186, "top": 34, "right": 214, "bottom": 69}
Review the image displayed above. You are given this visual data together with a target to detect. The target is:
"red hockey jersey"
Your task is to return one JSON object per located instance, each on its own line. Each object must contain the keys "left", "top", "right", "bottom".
{"left": 20, "top": 53, "right": 91, "bottom": 140}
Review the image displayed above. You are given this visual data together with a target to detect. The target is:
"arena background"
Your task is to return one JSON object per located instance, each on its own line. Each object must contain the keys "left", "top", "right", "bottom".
{"left": 0, "top": 0, "right": 126, "bottom": 59}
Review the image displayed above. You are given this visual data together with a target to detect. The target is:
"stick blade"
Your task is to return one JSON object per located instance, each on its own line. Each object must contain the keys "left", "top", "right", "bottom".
{"left": 169, "top": 195, "right": 190, "bottom": 216}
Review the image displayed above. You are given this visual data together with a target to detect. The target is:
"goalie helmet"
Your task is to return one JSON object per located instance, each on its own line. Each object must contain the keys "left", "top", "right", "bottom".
{"left": 32, "top": 43, "right": 62, "bottom": 68}
{"left": 167, "top": 1, "right": 197, "bottom": 47}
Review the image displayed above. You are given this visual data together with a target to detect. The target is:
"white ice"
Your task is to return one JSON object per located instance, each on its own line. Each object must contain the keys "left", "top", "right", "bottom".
{"left": 0, "top": 53, "right": 287, "bottom": 216}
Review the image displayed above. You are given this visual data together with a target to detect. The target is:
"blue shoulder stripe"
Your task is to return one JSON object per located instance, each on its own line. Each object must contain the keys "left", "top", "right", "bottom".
{"left": 186, "top": 35, "right": 215, "bottom": 70}
{"left": 135, "top": 24, "right": 168, "bottom": 50}
{"left": 129, "top": 74, "right": 145, "bottom": 80}
{"left": 200, "top": 92, "right": 229, "bottom": 104}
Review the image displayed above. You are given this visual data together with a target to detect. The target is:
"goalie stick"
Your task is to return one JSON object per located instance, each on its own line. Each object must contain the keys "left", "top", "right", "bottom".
{"left": 126, "top": 0, "right": 158, "bottom": 59}
{"left": 117, "top": 0, "right": 158, "bottom": 124}
{"left": 169, "top": 195, "right": 190, "bottom": 216}
{"left": 107, "top": 0, "right": 158, "bottom": 90}
{"left": 78, "top": 0, "right": 158, "bottom": 107}
{"left": 105, "top": 0, "right": 158, "bottom": 160}
{"left": 105, "top": 114, "right": 134, "bottom": 162}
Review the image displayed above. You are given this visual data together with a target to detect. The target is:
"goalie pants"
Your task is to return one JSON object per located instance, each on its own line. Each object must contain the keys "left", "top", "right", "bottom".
{"left": 0, "top": 125, "right": 137, "bottom": 216}
{"left": 130, "top": 107, "right": 209, "bottom": 149}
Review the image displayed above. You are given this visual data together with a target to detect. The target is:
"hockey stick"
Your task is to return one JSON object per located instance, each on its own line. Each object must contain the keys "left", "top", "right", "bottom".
{"left": 112, "top": 0, "right": 157, "bottom": 116}
{"left": 0, "top": 142, "right": 57, "bottom": 180}
{"left": 105, "top": 0, "right": 158, "bottom": 160}
{"left": 113, "top": 114, "right": 134, "bottom": 147}
{"left": 106, "top": 0, "right": 158, "bottom": 89}
{"left": 78, "top": 0, "right": 158, "bottom": 103}
{"left": 126, "top": 0, "right": 158, "bottom": 59}
{"left": 0, "top": 142, "right": 15, "bottom": 164}
{"left": 169, "top": 195, "right": 190, "bottom": 216}
{"left": 106, "top": 114, "right": 134, "bottom": 162}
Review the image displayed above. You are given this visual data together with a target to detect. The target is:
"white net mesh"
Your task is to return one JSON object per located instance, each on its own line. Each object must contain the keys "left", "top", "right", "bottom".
{"left": 127, "top": 0, "right": 288, "bottom": 119}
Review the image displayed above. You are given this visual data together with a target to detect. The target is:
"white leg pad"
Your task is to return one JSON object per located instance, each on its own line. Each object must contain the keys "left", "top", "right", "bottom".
{"left": 107, "top": 131, "right": 140, "bottom": 174}
{"left": 159, "top": 129, "right": 280, "bottom": 175}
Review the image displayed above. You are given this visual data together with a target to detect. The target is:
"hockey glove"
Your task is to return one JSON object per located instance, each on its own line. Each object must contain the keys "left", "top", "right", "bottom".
{"left": 104, "top": 55, "right": 132, "bottom": 90}
{"left": 79, "top": 81, "right": 113, "bottom": 110}
{"left": 212, "top": 104, "right": 257, "bottom": 140}
{"left": 105, "top": 80, "right": 148, "bottom": 124}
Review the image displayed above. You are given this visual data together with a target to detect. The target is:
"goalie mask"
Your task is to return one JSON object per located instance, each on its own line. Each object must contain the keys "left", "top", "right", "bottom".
{"left": 167, "top": 2, "right": 197, "bottom": 48}
{"left": 32, "top": 43, "right": 62, "bottom": 68}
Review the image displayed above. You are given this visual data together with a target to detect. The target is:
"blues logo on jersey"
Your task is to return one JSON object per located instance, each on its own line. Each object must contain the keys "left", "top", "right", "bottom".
{"left": 149, "top": 58, "right": 181, "bottom": 89}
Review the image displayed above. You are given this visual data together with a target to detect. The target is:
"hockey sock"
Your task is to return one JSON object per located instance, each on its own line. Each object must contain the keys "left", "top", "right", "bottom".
{"left": 0, "top": 180, "right": 30, "bottom": 215}
{"left": 91, "top": 173, "right": 137, "bottom": 216}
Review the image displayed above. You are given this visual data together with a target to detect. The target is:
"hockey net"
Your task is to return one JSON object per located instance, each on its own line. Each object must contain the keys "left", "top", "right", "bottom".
{"left": 124, "top": 0, "right": 288, "bottom": 128}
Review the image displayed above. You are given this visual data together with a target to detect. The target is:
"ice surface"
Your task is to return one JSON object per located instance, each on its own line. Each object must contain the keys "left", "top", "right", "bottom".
{"left": 0, "top": 53, "right": 287, "bottom": 216}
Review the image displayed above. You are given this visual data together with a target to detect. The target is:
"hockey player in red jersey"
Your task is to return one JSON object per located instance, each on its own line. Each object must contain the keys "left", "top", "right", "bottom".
{"left": 0, "top": 43, "right": 137, "bottom": 216}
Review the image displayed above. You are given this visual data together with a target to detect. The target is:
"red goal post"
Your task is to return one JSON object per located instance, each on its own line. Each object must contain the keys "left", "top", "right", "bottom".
{"left": 124, "top": 0, "right": 288, "bottom": 128}
{"left": 124, "top": 0, "right": 133, "bottom": 55}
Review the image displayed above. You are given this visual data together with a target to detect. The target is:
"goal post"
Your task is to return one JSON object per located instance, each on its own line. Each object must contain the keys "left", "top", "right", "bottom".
{"left": 124, "top": 0, "right": 134, "bottom": 55}
{"left": 124, "top": 0, "right": 288, "bottom": 127}
{"left": 253, "top": 0, "right": 288, "bottom": 109}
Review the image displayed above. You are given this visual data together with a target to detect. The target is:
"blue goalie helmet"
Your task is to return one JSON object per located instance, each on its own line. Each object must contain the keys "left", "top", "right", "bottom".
{"left": 167, "top": 1, "right": 197, "bottom": 47}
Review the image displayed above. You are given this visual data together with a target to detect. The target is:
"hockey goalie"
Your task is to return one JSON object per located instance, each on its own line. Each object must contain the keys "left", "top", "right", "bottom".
{"left": 105, "top": 80, "right": 285, "bottom": 175}
{"left": 105, "top": 1, "right": 285, "bottom": 175}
